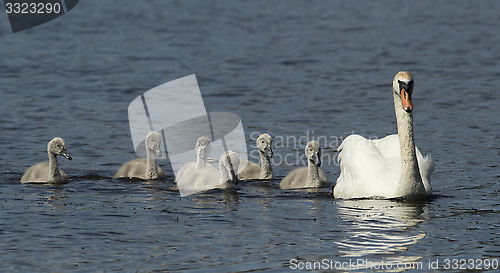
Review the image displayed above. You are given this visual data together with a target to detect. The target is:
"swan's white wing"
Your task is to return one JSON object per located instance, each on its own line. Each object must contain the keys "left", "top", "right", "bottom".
{"left": 237, "top": 159, "right": 260, "bottom": 180}
{"left": 280, "top": 167, "right": 308, "bottom": 189}
{"left": 192, "top": 167, "right": 221, "bottom": 192}
{"left": 177, "top": 166, "right": 221, "bottom": 196}
{"left": 334, "top": 134, "right": 400, "bottom": 199}
{"left": 415, "top": 147, "right": 435, "bottom": 194}
{"left": 113, "top": 158, "right": 148, "bottom": 179}
{"left": 372, "top": 134, "right": 400, "bottom": 158}
{"left": 376, "top": 135, "right": 435, "bottom": 194}
{"left": 335, "top": 134, "right": 435, "bottom": 199}
{"left": 175, "top": 162, "right": 196, "bottom": 182}
{"left": 21, "top": 162, "right": 50, "bottom": 183}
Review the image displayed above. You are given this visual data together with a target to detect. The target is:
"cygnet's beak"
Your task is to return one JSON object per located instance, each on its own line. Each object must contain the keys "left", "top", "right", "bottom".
{"left": 199, "top": 147, "right": 207, "bottom": 159}
{"left": 314, "top": 154, "right": 321, "bottom": 167}
{"left": 401, "top": 88, "right": 413, "bottom": 113}
{"left": 267, "top": 146, "right": 274, "bottom": 158}
{"left": 62, "top": 151, "right": 72, "bottom": 161}
{"left": 227, "top": 161, "right": 239, "bottom": 185}
{"left": 155, "top": 146, "right": 162, "bottom": 157}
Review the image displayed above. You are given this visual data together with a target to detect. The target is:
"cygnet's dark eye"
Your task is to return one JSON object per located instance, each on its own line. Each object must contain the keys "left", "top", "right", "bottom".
{"left": 56, "top": 144, "right": 61, "bottom": 148}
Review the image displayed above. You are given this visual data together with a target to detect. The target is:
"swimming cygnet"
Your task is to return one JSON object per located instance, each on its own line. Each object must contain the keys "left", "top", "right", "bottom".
{"left": 280, "top": 140, "right": 329, "bottom": 189}
{"left": 238, "top": 133, "right": 274, "bottom": 180}
{"left": 176, "top": 150, "right": 240, "bottom": 195}
{"left": 114, "top": 131, "right": 165, "bottom": 180}
{"left": 176, "top": 136, "right": 212, "bottom": 183}
{"left": 21, "top": 137, "right": 72, "bottom": 184}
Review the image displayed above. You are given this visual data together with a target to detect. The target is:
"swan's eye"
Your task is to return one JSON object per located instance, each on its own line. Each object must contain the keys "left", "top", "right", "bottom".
{"left": 56, "top": 144, "right": 61, "bottom": 148}
{"left": 398, "top": 80, "right": 414, "bottom": 96}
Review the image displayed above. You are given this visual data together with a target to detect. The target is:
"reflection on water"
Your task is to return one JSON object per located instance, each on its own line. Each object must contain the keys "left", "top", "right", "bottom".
{"left": 336, "top": 200, "right": 427, "bottom": 268}
{"left": 19, "top": 183, "right": 70, "bottom": 210}
{"left": 182, "top": 188, "right": 241, "bottom": 213}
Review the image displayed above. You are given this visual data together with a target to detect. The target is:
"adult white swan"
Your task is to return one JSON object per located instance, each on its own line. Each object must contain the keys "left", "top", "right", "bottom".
{"left": 114, "top": 131, "right": 165, "bottom": 180}
{"left": 21, "top": 137, "right": 72, "bottom": 183}
{"left": 333, "top": 71, "right": 435, "bottom": 199}
{"left": 238, "top": 133, "right": 274, "bottom": 180}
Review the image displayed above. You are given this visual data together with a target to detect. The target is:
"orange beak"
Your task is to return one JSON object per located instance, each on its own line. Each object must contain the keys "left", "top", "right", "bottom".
{"left": 401, "top": 89, "right": 413, "bottom": 113}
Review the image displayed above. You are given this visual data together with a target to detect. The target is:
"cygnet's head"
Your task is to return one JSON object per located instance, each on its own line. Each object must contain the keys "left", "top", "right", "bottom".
{"left": 393, "top": 71, "right": 414, "bottom": 113}
{"left": 220, "top": 150, "right": 240, "bottom": 183}
{"left": 48, "top": 137, "right": 72, "bottom": 160}
{"left": 305, "top": 141, "right": 321, "bottom": 167}
{"left": 195, "top": 136, "right": 211, "bottom": 160}
{"left": 146, "top": 131, "right": 162, "bottom": 157}
{"left": 256, "top": 133, "right": 273, "bottom": 158}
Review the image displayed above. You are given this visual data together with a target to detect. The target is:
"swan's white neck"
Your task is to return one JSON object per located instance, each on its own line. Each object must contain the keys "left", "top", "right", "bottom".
{"left": 47, "top": 151, "right": 59, "bottom": 181}
{"left": 218, "top": 163, "right": 234, "bottom": 189}
{"left": 259, "top": 151, "right": 273, "bottom": 179}
{"left": 146, "top": 148, "right": 159, "bottom": 179}
{"left": 196, "top": 153, "right": 206, "bottom": 170}
{"left": 393, "top": 92, "right": 425, "bottom": 197}
{"left": 306, "top": 159, "right": 320, "bottom": 187}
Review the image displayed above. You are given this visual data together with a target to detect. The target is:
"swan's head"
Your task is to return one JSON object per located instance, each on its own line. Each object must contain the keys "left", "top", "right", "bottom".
{"left": 146, "top": 131, "right": 162, "bottom": 157}
{"left": 393, "top": 71, "right": 414, "bottom": 113}
{"left": 195, "top": 136, "right": 211, "bottom": 160}
{"left": 48, "top": 137, "right": 72, "bottom": 160}
{"left": 305, "top": 140, "right": 321, "bottom": 167}
{"left": 220, "top": 150, "right": 240, "bottom": 184}
{"left": 256, "top": 133, "right": 273, "bottom": 158}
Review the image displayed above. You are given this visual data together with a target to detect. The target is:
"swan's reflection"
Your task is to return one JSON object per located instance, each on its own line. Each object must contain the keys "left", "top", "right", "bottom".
{"left": 143, "top": 178, "right": 241, "bottom": 212}
{"left": 181, "top": 188, "right": 241, "bottom": 213}
{"left": 19, "top": 183, "right": 70, "bottom": 209}
{"left": 336, "top": 199, "right": 427, "bottom": 266}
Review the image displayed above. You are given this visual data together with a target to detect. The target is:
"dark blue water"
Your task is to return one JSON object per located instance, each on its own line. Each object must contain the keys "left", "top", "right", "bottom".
{"left": 0, "top": 1, "right": 498, "bottom": 272}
